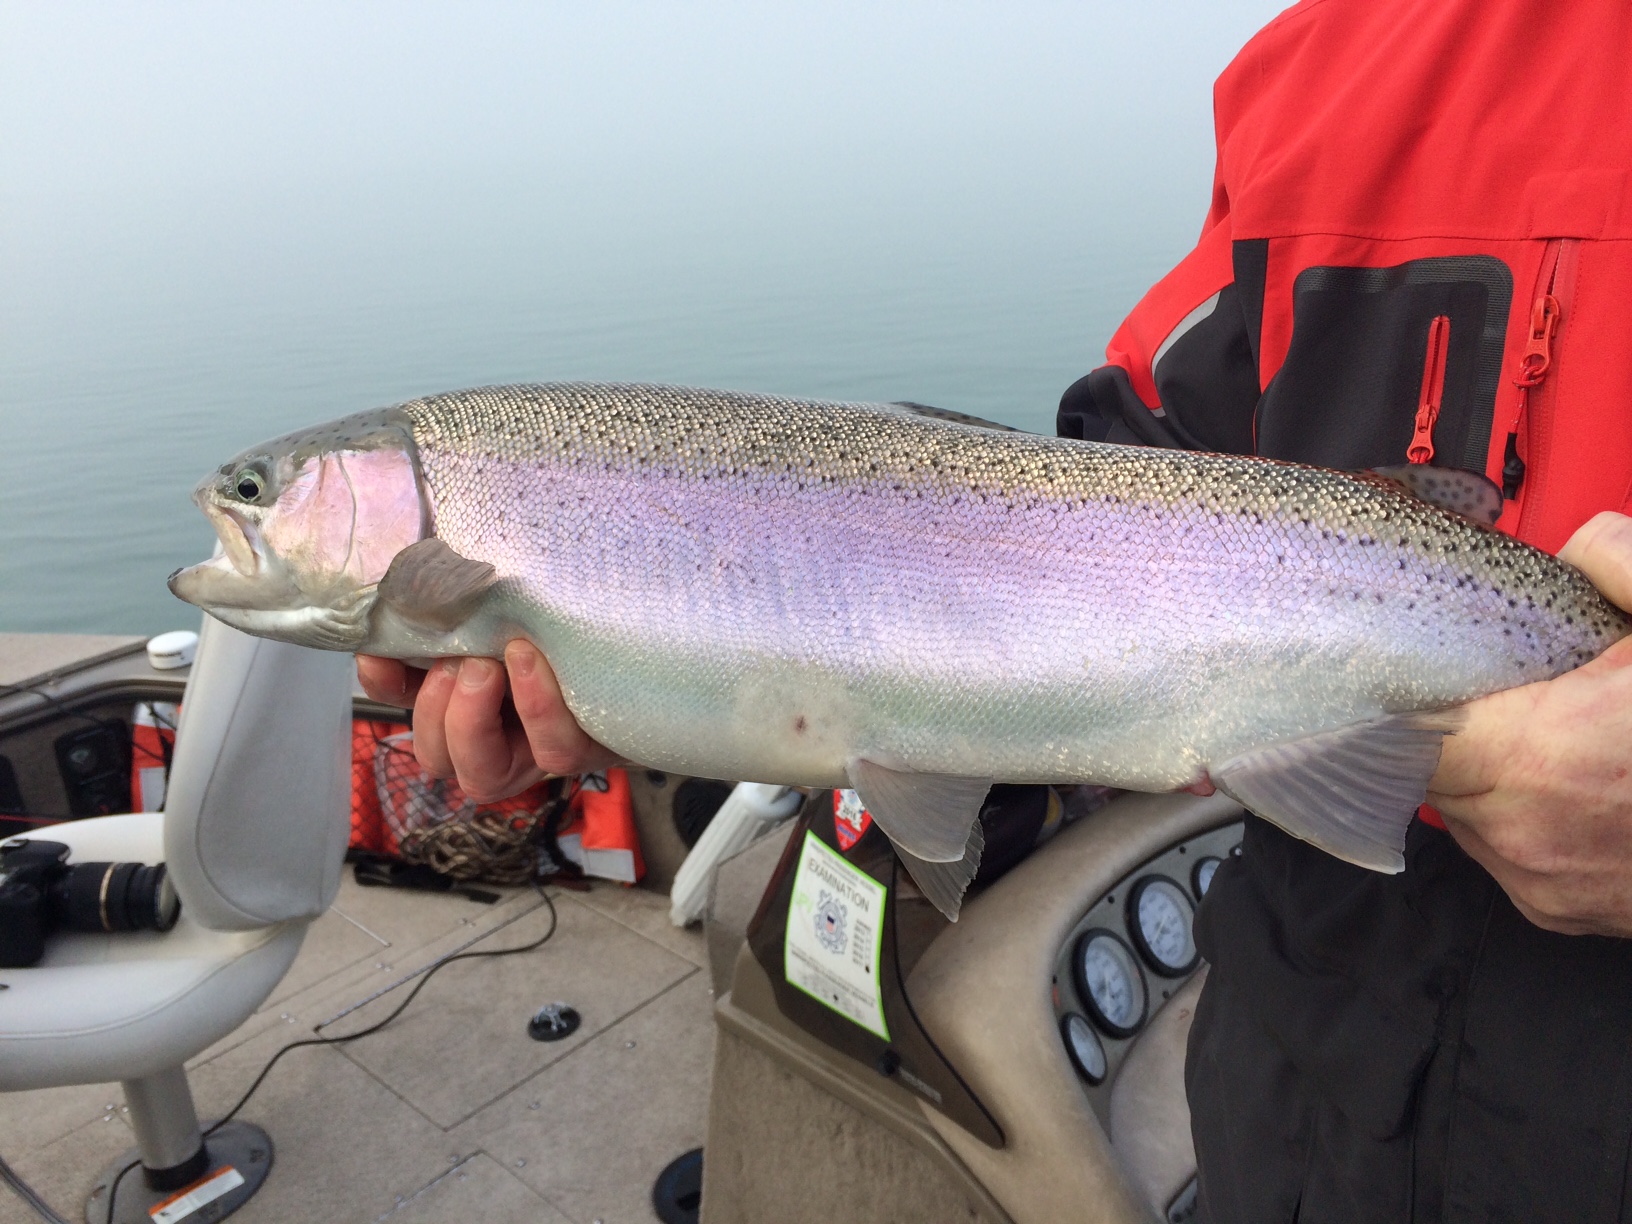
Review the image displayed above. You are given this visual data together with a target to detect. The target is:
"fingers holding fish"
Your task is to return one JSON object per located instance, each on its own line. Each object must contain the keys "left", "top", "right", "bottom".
{"left": 1430, "top": 513, "right": 1632, "bottom": 804}
{"left": 387, "top": 647, "right": 608, "bottom": 801}
{"left": 402, "top": 657, "right": 538, "bottom": 801}
{"left": 1429, "top": 630, "right": 1632, "bottom": 936}
{"left": 1558, "top": 511, "right": 1632, "bottom": 614}
{"left": 504, "top": 640, "right": 623, "bottom": 778}
{"left": 1426, "top": 512, "right": 1632, "bottom": 934}
{"left": 355, "top": 654, "right": 424, "bottom": 708}
{"left": 407, "top": 659, "right": 461, "bottom": 780}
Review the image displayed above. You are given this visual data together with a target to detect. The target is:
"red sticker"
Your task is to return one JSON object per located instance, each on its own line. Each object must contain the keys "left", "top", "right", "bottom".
{"left": 833, "top": 789, "right": 872, "bottom": 851}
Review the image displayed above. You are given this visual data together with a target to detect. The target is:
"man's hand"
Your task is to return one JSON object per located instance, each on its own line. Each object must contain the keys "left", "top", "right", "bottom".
{"left": 1429, "top": 511, "right": 1632, "bottom": 936}
{"left": 356, "top": 641, "right": 620, "bottom": 803}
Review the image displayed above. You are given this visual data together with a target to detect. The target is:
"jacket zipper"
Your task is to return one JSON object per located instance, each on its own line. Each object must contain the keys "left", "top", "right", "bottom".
{"left": 1503, "top": 239, "right": 1576, "bottom": 511}
{"left": 1407, "top": 314, "right": 1451, "bottom": 464}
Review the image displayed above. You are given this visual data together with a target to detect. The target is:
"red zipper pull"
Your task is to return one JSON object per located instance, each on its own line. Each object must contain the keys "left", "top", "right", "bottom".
{"left": 1407, "top": 314, "right": 1451, "bottom": 464}
{"left": 1504, "top": 291, "right": 1562, "bottom": 498}
{"left": 1516, "top": 293, "right": 1561, "bottom": 387}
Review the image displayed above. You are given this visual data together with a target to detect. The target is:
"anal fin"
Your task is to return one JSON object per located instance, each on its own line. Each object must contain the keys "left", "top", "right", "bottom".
{"left": 1210, "top": 710, "right": 1465, "bottom": 873}
{"left": 377, "top": 538, "right": 499, "bottom": 632}
{"left": 898, "top": 819, "right": 985, "bottom": 923}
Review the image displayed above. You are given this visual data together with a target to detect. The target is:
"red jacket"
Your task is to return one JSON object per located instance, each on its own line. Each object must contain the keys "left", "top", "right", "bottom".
{"left": 1063, "top": 0, "right": 1632, "bottom": 554}
{"left": 1059, "top": 0, "right": 1632, "bottom": 829}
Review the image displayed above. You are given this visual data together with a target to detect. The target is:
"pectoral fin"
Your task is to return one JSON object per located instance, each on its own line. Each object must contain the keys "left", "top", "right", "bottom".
{"left": 897, "top": 820, "right": 985, "bottom": 922}
{"left": 1369, "top": 465, "right": 1503, "bottom": 526}
{"left": 1210, "top": 710, "right": 1465, "bottom": 872}
{"left": 377, "top": 538, "right": 499, "bottom": 632}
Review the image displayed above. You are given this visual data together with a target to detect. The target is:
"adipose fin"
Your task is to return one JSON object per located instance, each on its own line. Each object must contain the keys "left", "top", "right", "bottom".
{"left": 1368, "top": 465, "right": 1503, "bottom": 526}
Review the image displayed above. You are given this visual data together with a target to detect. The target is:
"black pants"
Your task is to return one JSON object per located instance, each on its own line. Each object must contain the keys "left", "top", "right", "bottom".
{"left": 1188, "top": 817, "right": 1632, "bottom": 1223}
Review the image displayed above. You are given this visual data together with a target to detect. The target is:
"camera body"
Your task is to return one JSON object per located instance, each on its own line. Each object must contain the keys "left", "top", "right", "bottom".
{"left": 0, "top": 838, "right": 181, "bottom": 969}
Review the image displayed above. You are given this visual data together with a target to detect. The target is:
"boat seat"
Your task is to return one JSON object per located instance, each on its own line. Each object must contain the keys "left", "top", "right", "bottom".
{"left": 0, "top": 814, "right": 309, "bottom": 1090}
{"left": 0, "top": 618, "right": 353, "bottom": 1221}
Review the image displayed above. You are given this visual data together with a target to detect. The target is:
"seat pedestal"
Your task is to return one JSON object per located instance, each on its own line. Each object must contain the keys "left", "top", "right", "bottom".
{"left": 85, "top": 1068, "right": 272, "bottom": 1224}
{"left": 86, "top": 1122, "right": 272, "bottom": 1224}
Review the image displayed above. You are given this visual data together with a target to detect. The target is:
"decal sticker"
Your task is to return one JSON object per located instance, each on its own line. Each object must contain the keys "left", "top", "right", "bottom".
{"left": 149, "top": 1166, "right": 245, "bottom": 1223}
{"left": 785, "top": 830, "right": 889, "bottom": 1040}
{"left": 832, "top": 788, "right": 872, "bottom": 851}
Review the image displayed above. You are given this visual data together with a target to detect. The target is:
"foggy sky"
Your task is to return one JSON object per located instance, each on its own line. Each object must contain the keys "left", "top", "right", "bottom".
{"left": 0, "top": 1, "right": 1289, "bottom": 634}
{"left": 0, "top": 2, "right": 1286, "bottom": 295}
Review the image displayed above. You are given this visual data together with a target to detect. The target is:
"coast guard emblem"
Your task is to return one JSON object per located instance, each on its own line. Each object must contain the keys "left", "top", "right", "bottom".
{"left": 814, "top": 890, "right": 848, "bottom": 954}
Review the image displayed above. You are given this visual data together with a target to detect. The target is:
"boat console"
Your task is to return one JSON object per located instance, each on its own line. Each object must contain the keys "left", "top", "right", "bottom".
{"left": 704, "top": 788, "right": 1244, "bottom": 1224}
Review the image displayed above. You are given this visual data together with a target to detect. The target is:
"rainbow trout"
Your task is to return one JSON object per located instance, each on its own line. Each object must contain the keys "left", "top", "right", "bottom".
{"left": 169, "top": 383, "right": 1629, "bottom": 917}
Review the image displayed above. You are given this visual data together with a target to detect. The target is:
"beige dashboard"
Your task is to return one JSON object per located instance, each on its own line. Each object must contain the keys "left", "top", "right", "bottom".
{"left": 705, "top": 790, "right": 1245, "bottom": 1224}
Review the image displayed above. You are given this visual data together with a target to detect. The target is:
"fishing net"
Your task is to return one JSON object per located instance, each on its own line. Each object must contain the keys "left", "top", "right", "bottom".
{"left": 367, "top": 728, "right": 556, "bottom": 886}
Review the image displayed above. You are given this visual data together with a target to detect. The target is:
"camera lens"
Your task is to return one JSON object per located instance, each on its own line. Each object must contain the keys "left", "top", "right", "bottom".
{"left": 51, "top": 862, "right": 181, "bottom": 934}
{"left": 120, "top": 864, "right": 180, "bottom": 932}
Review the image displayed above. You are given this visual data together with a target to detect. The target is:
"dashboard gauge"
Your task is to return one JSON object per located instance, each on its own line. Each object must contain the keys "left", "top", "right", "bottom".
{"left": 1128, "top": 876, "right": 1199, "bottom": 977}
{"left": 1073, "top": 930, "right": 1147, "bottom": 1038}
{"left": 1192, "top": 856, "right": 1222, "bottom": 901}
{"left": 1061, "top": 1012, "right": 1107, "bottom": 1085}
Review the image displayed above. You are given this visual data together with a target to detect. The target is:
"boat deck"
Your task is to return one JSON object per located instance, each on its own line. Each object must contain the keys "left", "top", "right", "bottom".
{"left": 1, "top": 873, "right": 715, "bottom": 1224}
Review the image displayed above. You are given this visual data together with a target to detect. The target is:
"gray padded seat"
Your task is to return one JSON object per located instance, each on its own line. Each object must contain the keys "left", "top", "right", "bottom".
{"left": 0, "top": 618, "right": 352, "bottom": 1214}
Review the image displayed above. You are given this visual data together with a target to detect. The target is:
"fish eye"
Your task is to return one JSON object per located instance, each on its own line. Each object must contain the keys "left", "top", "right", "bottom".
{"left": 232, "top": 469, "right": 264, "bottom": 501}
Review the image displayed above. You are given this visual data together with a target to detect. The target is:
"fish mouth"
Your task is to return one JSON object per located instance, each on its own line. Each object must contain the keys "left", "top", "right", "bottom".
{"left": 200, "top": 498, "right": 260, "bottom": 577}
{"left": 169, "top": 491, "right": 275, "bottom": 611}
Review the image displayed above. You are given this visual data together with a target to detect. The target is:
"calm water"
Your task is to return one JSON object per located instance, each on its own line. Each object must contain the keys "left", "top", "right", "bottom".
{"left": 0, "top": 2, "right": 1284, "bottom": 637}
